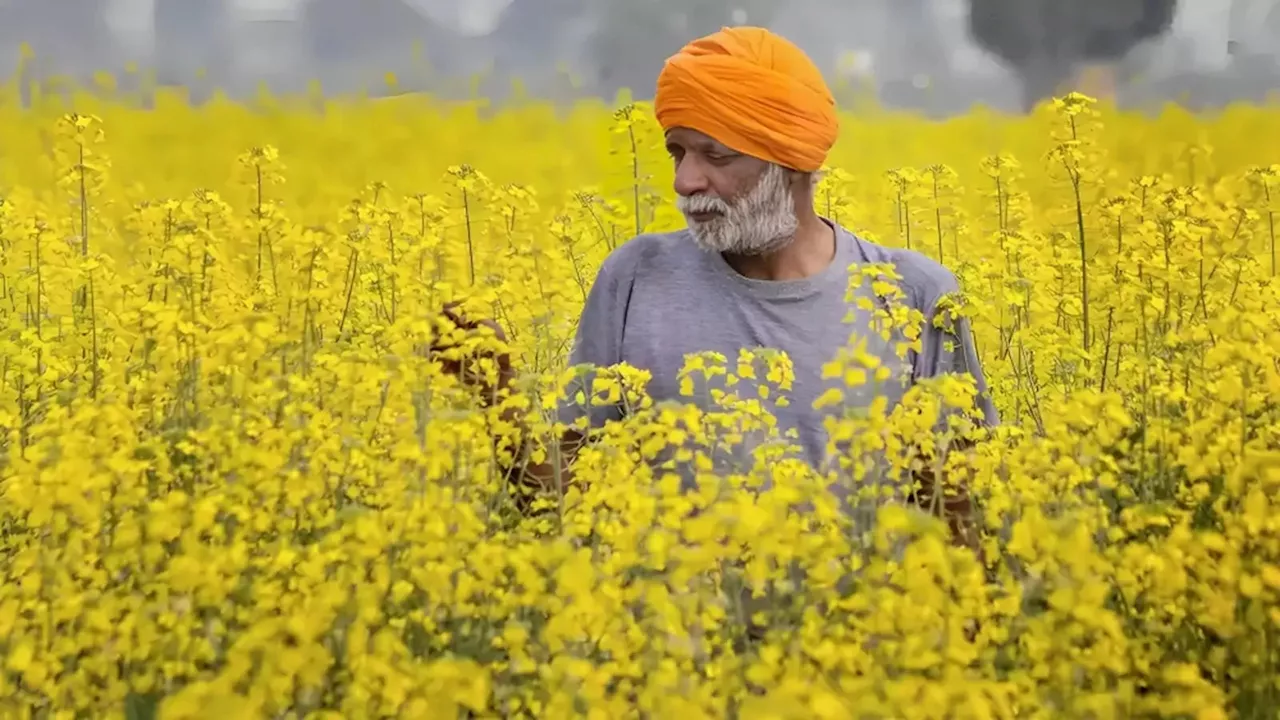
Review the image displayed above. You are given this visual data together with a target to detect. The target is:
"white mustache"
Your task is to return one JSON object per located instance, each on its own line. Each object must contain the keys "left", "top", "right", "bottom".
{"left": 677, "top": 193, "right": 731, "bottom": 215}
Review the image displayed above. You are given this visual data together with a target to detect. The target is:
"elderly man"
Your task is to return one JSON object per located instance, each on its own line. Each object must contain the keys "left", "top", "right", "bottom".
{"left": 448, "top": 27, "right": 996, "bottom": 542}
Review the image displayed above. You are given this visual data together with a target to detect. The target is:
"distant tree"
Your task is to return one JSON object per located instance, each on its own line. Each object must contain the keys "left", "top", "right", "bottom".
{"left": 2, "top": 0, "right": 112, "bottom": 82}
{"left": 586, "top": 0, "right": 782, "bottom": 99}
{"left": 302, "top": 0, "right": 470, "bottom": 91}
{"left": 487, "top": 0, "right": 593, "bottom": 94}
{"left": 154, "top": 0, "right": 231, "bottom": 92}
{"left": 966, "top": 0, "right": 1178, "bottom": 109}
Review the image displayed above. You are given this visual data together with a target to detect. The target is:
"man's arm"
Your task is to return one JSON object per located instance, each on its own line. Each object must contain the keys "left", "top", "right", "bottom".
{"left": 909, "top": 283, "right": 997, "bottom": 555}
{"left": 473, "top": 249, "right": 631, "bottom": 506}
{"left": 433, "top": 304, "right": 582, "bottom": 501}
{"left": 489, "top": 365, "right": 623, "bottom": 504}
{"left": 909, "top": 440, "right": 983, "bottom": 557}
{"left": 490, "top": 398, "right": 583, "bottom": 496}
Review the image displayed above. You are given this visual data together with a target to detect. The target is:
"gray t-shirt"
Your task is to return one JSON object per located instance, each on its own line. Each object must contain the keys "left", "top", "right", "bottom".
{"left": 557, "top": 220, "right": 998, "bottom": 481}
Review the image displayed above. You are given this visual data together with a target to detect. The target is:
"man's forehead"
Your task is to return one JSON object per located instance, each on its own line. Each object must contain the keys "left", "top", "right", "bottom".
{"left": 665, "top": 127, "right": 735, "bottom": 153}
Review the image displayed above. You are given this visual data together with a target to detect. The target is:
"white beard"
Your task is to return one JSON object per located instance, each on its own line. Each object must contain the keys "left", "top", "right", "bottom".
{"left": 677, "top": 163, "right": 798, "bottom": 256}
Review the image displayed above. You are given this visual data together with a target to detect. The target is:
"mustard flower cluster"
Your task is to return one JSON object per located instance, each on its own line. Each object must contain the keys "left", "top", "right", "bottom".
{"left": 0, "top": 86, "right": 1278, "bottom": 718}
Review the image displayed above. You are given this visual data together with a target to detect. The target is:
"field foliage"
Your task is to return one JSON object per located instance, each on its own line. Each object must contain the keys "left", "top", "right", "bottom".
{"left": 1, "top": 81, "right": 1279, "bottom": 718}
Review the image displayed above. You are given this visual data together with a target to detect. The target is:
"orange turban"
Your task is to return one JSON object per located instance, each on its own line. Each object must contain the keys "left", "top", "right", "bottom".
{"left": 654, "top": 26, "right": 838, "bottom": 173}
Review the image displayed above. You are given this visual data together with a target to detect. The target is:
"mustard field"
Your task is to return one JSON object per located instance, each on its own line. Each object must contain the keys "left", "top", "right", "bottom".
{"left": 1, "top": 83, "right": 1279, "bottom": 719}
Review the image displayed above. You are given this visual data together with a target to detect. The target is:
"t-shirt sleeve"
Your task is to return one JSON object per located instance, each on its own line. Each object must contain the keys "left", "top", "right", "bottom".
{"left": 556, "top": 256, "right": 631, "bottom": 431}
{"left": 914, "top": 285, "right": 1000, "bottom": 430}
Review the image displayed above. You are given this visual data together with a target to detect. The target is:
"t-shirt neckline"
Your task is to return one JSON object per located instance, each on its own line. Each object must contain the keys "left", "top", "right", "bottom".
{"left": 704, "top": 218, "right": 858, "bottom": 301}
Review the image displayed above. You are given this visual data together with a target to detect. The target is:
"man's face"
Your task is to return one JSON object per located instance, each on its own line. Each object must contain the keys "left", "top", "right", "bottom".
{"left": 665, "top": 127, "right": 799, "bottom": 256}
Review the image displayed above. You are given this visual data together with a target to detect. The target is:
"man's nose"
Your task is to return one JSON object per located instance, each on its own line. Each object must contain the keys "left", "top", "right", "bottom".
{"left": 673, "top": 158, "right": 710, "bottom": 197}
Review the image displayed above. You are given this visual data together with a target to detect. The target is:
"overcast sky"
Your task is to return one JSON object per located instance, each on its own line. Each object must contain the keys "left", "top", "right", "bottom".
{"left": 5, "top": 0, "right": 1279, "bottom": 108}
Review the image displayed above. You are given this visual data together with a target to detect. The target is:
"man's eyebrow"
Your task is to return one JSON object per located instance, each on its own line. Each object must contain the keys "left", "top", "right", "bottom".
{"left": 665, "top": 135, "right": 740, "bottom": 156}
{"left": 702, "top": 141, "right": 741, "bottom": 155}
{"left": 693, "top": 141, "right": 738, "bottom": 155}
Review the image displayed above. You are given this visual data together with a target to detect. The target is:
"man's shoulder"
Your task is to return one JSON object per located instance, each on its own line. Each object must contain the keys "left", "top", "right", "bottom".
{"left": 597, "top": 229, "right": 697, "bottom": 279}
{"left": 846, "top": 230, "right": 960, "bottom": 308}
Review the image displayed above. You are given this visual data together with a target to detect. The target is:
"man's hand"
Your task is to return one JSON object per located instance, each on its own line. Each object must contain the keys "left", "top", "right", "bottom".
{"left": 908, "top": 440, "right": 985, "bottom": 565}
{"left": 910, "top": 459, "right": 993, "bottom": 647}
{"left": 428, "top": 303, "right": 581, "bottom": 501}
{"left": 431, "top": 301, "right": 516, "bottom": 409}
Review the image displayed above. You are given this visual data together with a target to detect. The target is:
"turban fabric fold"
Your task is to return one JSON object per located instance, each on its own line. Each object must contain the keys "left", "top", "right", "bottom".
{"left": 654, "top": 26, "right": 839, "bottom": 173}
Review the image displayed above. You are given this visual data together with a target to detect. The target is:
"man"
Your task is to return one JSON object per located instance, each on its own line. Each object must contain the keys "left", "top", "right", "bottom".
{"left": 446, "top": 27, "right": 997, "bottom": 544}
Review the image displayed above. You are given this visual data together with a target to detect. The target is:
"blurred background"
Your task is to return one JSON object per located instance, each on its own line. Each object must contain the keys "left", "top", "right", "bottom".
{"left": 0, "top": 0, "right": 1277, "bottom": 115}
